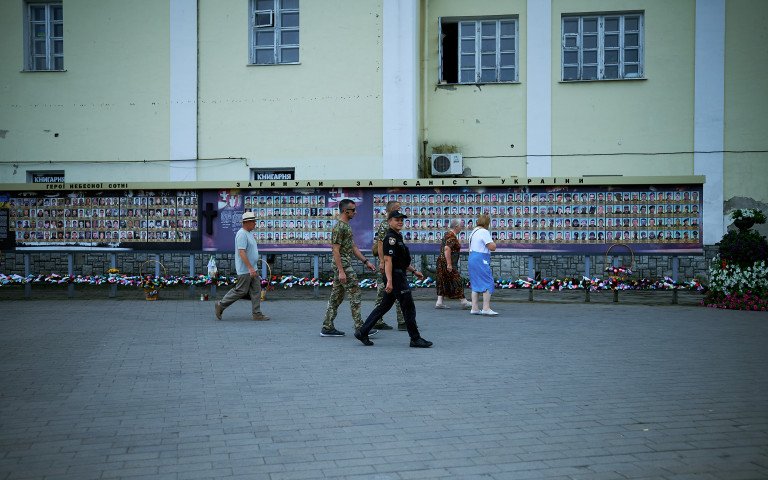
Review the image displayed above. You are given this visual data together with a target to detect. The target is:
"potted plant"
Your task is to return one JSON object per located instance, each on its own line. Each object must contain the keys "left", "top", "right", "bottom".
{"left": 431, "top": 144, "right": 460, "bottom": 154}
{"left": 731, "top": 208, "right": 766, "bottom": 232}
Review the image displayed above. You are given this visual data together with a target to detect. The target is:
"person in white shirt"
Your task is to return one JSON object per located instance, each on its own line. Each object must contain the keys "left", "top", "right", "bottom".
{"left": 468, "top": 214, "right": 498, "bottom": 316}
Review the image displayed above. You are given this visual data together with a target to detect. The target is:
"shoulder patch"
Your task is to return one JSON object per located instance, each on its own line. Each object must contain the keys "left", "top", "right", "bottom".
{"left": 388, "top": 237, "right": 396, "bottom": 245}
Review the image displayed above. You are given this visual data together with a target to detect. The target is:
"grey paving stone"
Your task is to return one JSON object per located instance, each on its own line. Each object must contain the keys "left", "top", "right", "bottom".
{"left": 269, "top": 470, "right": 327, "bottom": 480}
{"left": 0, "top": 299, "right": 766, "bottom": 480}
{"left": 100, "top": 466, "right": 159, "bottom": 478}
{"left": 117, "top": 474, "right": 179, "bottom": 480}
{"left": 157, "top": 461, "right": 213, "bottom": 474}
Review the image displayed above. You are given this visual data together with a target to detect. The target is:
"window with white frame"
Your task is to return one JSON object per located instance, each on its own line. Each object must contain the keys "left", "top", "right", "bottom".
{"left": 440, "top": 18, "right": 517, "bottom": 84}
{"left": 26, "top": 2, "right": 63, "bottom": 71}
{"left": 250, "top": 0, "right": 299, "bottom": 65}
{"left": 562, "top": 13, "right": 643, "bottom": 81}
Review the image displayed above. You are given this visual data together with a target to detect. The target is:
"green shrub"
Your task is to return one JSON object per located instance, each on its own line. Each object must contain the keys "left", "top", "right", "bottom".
{"left": 717, "top": 230, "right": 768, "bottom": 268}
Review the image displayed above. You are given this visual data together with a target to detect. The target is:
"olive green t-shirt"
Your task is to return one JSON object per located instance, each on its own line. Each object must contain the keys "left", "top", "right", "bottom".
{"left": 331, "top": 220, "right": 354, "bottom": 269}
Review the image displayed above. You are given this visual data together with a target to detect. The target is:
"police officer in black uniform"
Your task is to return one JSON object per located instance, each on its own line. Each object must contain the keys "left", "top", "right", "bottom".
{"left": 355, "top": 210, "right": 433, "bottom": 348}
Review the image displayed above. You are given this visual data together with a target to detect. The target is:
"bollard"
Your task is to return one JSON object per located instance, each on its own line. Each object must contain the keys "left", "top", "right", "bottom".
{"left": 585, "top": 289, "right": 591, "bottom": 303}
{"left": 613, "top": 289, "right": 619, "bottom": 303}
{"left": 313, "top": 255, "right": 320, "bottom": 298}
{"left": 672, "top": 289, "right": 678, "bottom": 305}
{"left": 67, "top": 253, "right": 74, "bottom": 299}
{"left": 109, "top": 253, "right": 117, "bottom": 298}
{"left": 528, "top": 287, "right": 534, "bottom": 302}
{"left": 24, "top": 254, "right": 31, "bottom": 299}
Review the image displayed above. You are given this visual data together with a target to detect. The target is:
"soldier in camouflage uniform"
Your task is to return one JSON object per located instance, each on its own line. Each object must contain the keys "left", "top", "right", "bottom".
{"left": 372, "top": 200, "right": 406, "bottom": 330}
{"left": 321, "top": 198, "right": 377, "bottom": 337}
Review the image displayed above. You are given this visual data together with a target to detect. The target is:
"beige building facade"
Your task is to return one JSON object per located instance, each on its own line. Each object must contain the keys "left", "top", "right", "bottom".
{"left": 1, "top": 0, "right": 766, "bottom": 246}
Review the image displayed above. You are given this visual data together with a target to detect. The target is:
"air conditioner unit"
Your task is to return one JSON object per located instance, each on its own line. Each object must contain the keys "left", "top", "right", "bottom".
{"left": 430, "top": 153, "right": 463, "bottom": 176}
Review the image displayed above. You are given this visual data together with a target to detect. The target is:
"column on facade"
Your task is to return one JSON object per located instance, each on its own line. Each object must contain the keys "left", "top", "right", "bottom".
{"left": 694, "top": 0, "right": 725, "bottom": 244}
{"left": 170, "top": 0, "right": 198, "bottom": 181}
{"left": 525, "top": 0, "right": 552, "bottom": 177}
{"left": 382, "top": 0, "right": 419, "bottom": 179}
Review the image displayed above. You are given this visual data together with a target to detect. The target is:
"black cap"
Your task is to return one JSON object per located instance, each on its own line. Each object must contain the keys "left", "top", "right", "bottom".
{"left": 387, "top": 210, "right": 407, "bottom": 220}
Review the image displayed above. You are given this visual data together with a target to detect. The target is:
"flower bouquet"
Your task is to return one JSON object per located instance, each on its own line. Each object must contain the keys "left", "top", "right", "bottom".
{"left": 140, "top": 276, "right": 162, "bottom": 300}
{"left": 604, "top": 243, "right": 635, "bottom": 281}
{"left": 139, "top": 260, "right": 167, "bottom": 300}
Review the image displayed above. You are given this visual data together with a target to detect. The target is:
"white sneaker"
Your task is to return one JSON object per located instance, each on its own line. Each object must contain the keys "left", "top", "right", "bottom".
{"left": 470, "top": 310, "right": 481, "bottom": 315}
{"left": 481, "top": 309, "right": 499, "bottom": 316}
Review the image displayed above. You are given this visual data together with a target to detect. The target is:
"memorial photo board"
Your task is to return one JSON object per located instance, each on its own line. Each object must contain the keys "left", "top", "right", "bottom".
{"left": 2, "top": 190, "right": 201, "bottom": 250}
{"left": 202, "top": 184, "right": 703, "bottom": 255}
{"left": 1, "top": 179, "right": 703, "bottom": 255}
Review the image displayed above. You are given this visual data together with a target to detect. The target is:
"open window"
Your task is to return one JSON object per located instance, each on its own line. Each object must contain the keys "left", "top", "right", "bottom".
{"left": 439, "top": 17, "right": 517, "bottom": 84}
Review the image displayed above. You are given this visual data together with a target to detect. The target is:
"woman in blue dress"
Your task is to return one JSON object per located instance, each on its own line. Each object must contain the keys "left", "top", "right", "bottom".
{"left": 468, "top": 214, "right": 498, "bottom": 315}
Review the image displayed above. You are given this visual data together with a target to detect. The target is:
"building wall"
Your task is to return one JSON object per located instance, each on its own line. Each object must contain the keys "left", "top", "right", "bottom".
{"left": 422, "top": 0, "right": 528, "bottom": 178}
{"left": 0, "top": 0, "right": 171, "bottom": 183}
{"left": 723, "top": 0, "right": 768, "bottom": 221}
{"left": 2, "top": 0, "right": 766, "bottom": 248}
{"left": 551, "top": 0, "right": 696, "bottom": 176}
{"left": 3, "top": 0, "right": 764, "bottom": 193}
{"left": 196, "top": 0, "right": 385, "bottom": 181}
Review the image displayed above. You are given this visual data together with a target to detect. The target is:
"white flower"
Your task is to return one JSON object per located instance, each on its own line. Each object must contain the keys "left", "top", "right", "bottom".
{"left": 708, "top": 254, "right": 768, "bottom": 294}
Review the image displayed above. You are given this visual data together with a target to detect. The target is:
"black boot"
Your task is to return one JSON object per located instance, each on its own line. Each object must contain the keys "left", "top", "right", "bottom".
{"left": 409, "top": 337, "right": 433, "bottom": 348}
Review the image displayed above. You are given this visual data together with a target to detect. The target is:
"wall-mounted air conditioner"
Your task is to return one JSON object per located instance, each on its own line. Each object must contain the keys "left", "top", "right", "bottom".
{"left": 430, "top": 153, "right": 463, "bottom": 176}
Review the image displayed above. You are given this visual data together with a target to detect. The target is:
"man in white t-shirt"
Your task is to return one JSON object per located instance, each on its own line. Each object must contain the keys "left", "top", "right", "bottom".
{"left": 215, "top": 211, "right": 270, "bottom": 321}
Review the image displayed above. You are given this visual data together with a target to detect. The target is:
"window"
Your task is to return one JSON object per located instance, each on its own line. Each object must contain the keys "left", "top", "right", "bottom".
{"left": 26, "top": 2, "right": 63, "bottom": 71}
{"left": 562, "top": 13, "right": 643, "bottom": 81}
{"left": 250, "top": 0, "right": 299, "bottom": 65}
{"left": 440, "top": 18, "right": 517, "bottom": 84}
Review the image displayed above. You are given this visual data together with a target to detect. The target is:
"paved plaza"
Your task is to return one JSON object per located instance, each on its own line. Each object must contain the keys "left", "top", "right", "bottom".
{"left": 0, "top": 297, "right": 766, "bottom": 480}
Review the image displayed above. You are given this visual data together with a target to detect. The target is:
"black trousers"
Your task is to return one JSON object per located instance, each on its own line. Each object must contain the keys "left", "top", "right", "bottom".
{"left": 360, "top": 270, "right": 420, "bottom": 340}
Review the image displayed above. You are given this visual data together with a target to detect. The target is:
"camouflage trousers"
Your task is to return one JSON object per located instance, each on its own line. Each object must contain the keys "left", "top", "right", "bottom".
{"left": 322, "top": 266, "right": 362, "bottom": 330}
{"left": 373, "top": 271, "right": 405, "bottom": 327}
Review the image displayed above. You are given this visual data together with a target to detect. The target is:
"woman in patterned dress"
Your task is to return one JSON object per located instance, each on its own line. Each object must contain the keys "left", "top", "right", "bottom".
{"left": 435, "top": 219, "right": 472, "bottom": 309}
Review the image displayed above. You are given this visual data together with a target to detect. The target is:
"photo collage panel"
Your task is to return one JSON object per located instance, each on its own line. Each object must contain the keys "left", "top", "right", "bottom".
{"left": 243, "top": 194, "right": 335, "bottom": 244}
{"left": 373, "top": 188, "right": 702, "bottom": 246}
{"left": 9, "top": 191, "right": 199, "bottom": 246}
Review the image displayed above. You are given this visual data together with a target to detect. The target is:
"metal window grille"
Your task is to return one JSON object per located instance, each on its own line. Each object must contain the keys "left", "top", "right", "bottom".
{"left": 251, "top": 0, "right": 299, "bottom": 65}
{"left": 455, "top": 19, "right": 517, "bottom": 84}
{"left": 562, "top": 13, "right": 644, "bottom": 81}
{"left": 27, "top": 2, "right": 63, "bottom": 71}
